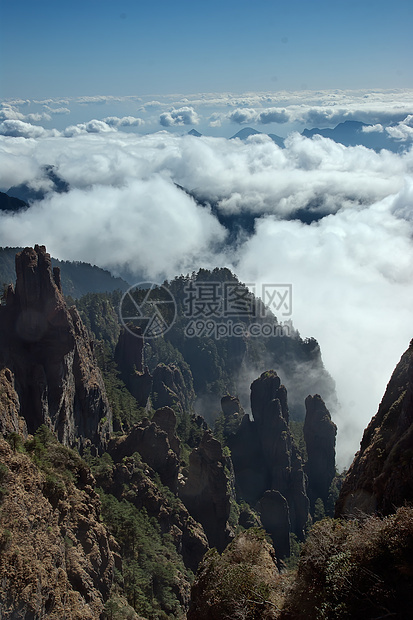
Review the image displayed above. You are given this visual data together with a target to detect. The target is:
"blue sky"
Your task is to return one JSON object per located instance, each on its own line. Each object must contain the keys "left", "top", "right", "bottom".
{"left": 2, "top": 0, "right": 413, "bottom": 99}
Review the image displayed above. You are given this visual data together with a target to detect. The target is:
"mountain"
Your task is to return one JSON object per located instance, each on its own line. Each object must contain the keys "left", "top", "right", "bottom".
{"left": 7, "top": 164, "right": 69, "bottom": 204}
{"left": 0, "top": 247, "right": 129, "bottom": 298}
{"left": 187, "top": 129, "right": 202, "bottom": 137}
{"left": 302, "top": 120, "right": 403, "bottom": 152}
{"left": 0, "top": 244, "right": 355, "bottom": 618}
{"left": 336, "top": 339, "right": 413, "bottom": 517}
{"left": 0, "top": 192, "right": 28, "bottom": 213}
{"left": 230, "top": 127, "right": 285, "bottom": 147}
{"left": 0, "top": 245, "right": 113, "bottom": 451}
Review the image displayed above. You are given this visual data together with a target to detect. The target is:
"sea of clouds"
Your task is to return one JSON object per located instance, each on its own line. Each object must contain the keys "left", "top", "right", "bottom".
{"left": 1, "top": 89, "right": 413, "bottom": 466}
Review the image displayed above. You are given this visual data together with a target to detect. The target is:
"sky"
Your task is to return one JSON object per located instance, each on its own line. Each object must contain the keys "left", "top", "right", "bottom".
{"left": 1, "top": 0, "right": 413, "bottom": 466}
{"left": 1, "top": 0, "right": 413, "bottom": 99}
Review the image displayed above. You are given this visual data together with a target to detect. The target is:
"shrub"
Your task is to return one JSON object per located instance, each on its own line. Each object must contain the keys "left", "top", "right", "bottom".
{"left": 281, "top": 508, "right": 413, "bottom": 619}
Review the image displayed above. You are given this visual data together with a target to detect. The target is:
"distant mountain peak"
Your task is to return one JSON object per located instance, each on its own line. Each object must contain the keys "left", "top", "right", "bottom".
{"left": 188, "top": 129, "right": 202, "bottom": 137}
{"left": 230, "top": 127, "right": 261, "bottom": 140}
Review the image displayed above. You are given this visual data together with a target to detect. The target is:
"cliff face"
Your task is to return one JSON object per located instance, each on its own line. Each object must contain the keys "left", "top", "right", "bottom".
{"left": 114, "top": 326, "right": 152, "bottom": 408}
{"left": 336, "top": 340, "right": 413, "bottom": 517}
{"left": 108, "top": 409, "right": 180, "bottom": 494}
{"left": 0, "top": 245, "right": 112, "bottom": 452}
{"left": 0, "top": 438, "right": 117, "bottom": 619}
{"left": 179, "top": 430, "right": 233, "bottom": 553}
{"left": 226, "top": 371, "right": 310, "bottom": 558}
{"left": 304, "top": 394, "right": 337, "bottom": 512}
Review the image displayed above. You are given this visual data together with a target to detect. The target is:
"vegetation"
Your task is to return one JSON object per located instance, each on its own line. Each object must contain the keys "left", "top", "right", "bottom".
{"left": 99, "top": 492, "right": 190, "bottom": 620}
{"left": 188, "top": 528, "right": 282, "bottom": 620}
{"left": 281, "top": 508, "right": 413, "bottom": 619}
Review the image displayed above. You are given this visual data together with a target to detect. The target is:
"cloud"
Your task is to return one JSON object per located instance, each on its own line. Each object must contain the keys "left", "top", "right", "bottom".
{"left": 103, "top": 116, "right": 145, "bottom": 128}
{"left": 0, "top": 119, "right": 56, "bottom": 138}
{"left": 62, "top": 119, "right": 116, "bottom": 136}
{"left": 43, "top": 106, "right": 71, "bottom": 115}
{"left": 229, "top": 107, "right": 290, "bottom": 125}
{"left": 159, "top": 106, "right": 200, "bottom": 127}
{"left": 1, "top": 126, "right": 413, "bottom": 466}
{"left": 229, "top": 108, "right": 258, "bottom": 124}
{"left": 0, "top": 176, "right": 226, "bottom": 280}
{"left": 362, "top": 124, "right": 384, "bottom": 133}
{"left": 386, "top": 115, "right": 413, "bottom": 142}
{"left": 258, "top": 108, "right": 289, "bottom": 124}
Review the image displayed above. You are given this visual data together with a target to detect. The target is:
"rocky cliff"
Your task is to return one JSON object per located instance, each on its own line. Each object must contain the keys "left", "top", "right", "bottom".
{"left": 0, "top": 245, "right": 112, "bottom": 452}
{"left": 179, "top": 430, "right": 233, "bottom": 553}
{"left": 114, "top": 326, "right": 152, "bottom": 408}
{"left": 227, "top": 370, "right": 310, "bottom": 559}
{"left": 0, "top": 437, "right": 118, "bottom": 619}
{"left": 336, "top": 340, "right": 413, "bottom": 517}
{"left": 304, "top": 394, "right": 337, "bottom": 512}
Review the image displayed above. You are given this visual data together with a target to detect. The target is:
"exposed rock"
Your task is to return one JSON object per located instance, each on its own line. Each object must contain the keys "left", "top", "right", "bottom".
{"left": 98, "top": 453, "right": 209, "bottom": 573}
{"left": 227, "top": 413, "right": 269, "bottom": 504}
{"left": 152, "top": 362, "right": 195, "bottom": 414}
{"left": 228, "top": 371, "right": 309, "bottom": 558}
{"left": 251, "top": 370, "right": 289, "bottom": 426}
{"left": 0, "top": 438, "right": 116, "bottom": 619}
{"left": 153, "top": 406, "right": 180, "bottom": 456}
{"left": 257, "top": 490, "right": 291, "bottom": 561}
{"left": 0, "top": 245, "right": 112, "bottom": 452}
{"left": 336, "top": 340, "right": 413, "bottom": 517}
{"left": 304, "top": 394, "right": 337, "bottom": 512}
{"left": 114, "top": 326, "right": 152, "bottom": 407}
{"left": 0, "top": 367, "right": 27, "bottom": 438}
{"left": 179, "top": 430, "right": 233, "bottom": 552}
{"left": 221, "top": 394, "right": 244, "bottom": 418}
{"left": 108, "top": 417, "right": 180, "bottom": 493}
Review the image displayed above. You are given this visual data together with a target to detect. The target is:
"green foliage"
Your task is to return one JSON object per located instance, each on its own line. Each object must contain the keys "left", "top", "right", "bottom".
{"left": 103, "top": 594, "right": 140, "bottom": 619}
{"left": 283, "top": 533, "right": 302, "bottom": 571}
{"left": 99, "top": 491, "right": 190, "bottom": 619}
{"left": 73, "top": 292, "right": 121, "bottom": 352}
{"left": 6, "top": 432, "right": 25, "bottom": 453}
{"left": 314, "top": 498, "right": 326, "bottom": 522}
{"left": 282, "top": 508, "right": 413, "bottom": 619}
{"left": 289, "top": 421, "right": 307, "bottom": 460}
{"left": 189, "top": 529, "right": 280, "bottom": 619}
{"left": 98, "top": 343, "right": 148, "bottom": 431}
{"left": 86, "top": 451, "right": 115, "bottom": 484}
{"left": 24, "top": 424, "right": 89, "bottom": 504}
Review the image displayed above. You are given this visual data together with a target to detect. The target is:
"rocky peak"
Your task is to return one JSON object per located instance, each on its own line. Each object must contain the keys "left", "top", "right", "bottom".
{"left": 152, "top": 362, "right": 195, "bottom": 414}
{"left": 304, "top": 394, "right": 337, "bottom": 512}
{"left": 251, "top": 369, "right": 289, "bottom": 425}
{"left": 336, "top": 340, "right": 413, "bottom": 517}
{"left": 114, "top": 326, "right": 152, "bottom": 408}
{"left": 179, "top": 430, "right": 233, "bottom": 552}
{"left": 108, "top": 413, "right": 180, "bottom": 493}
{"left": 0, "top": 245, "right": 112, "bottom": 452}
{"left": 228, "top": 371, "right": 309, "bottom": 559}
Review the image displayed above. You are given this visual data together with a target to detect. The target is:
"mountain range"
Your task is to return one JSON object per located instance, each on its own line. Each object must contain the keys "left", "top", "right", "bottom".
{"left": 0, "top": 245, "right": 412, "bottom": 618}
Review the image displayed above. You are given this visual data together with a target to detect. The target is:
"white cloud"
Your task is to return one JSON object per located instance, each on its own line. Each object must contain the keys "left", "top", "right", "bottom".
{"left": 386, "top": 115, "right": 413, "bottom": 142}
{"left": 1, "top": 125, "right": 413, "bottom": 465}
{"left": 362, "top": 123, "right": 384, "bottom": 133}
{"left": 229, "top": 107, "right": 290, "bottom": 125}
{"left": 62, "top": 119, "right": 116, "bottom": 136}
{"left": 0, "top": 120, "right": 56, "bottom": 139}
{"left": 103, "top": 116, "right": 145, "bottom": 128}
{"left": 43, "top": 106, "right": 71, "bottom": 115}
{"left": 159, "top": 106, "right": 200, "bottom": 126}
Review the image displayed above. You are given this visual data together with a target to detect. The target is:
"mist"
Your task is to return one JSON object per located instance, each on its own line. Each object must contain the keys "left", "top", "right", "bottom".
{"left": 1, "top": 126, "right": 413, "bottom": 467}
